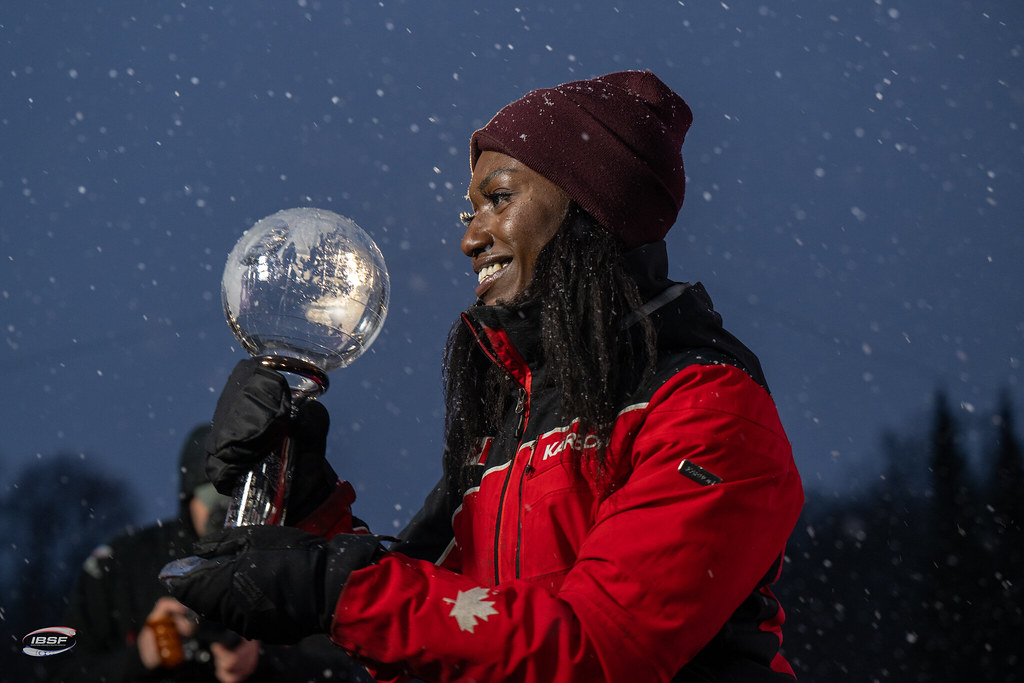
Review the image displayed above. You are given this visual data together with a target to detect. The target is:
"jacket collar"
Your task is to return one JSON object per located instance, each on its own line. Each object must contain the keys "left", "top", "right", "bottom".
{"left": 460, "top": 239, "right": 768, "bottom": 390}
{"left": 461, "top": 298, "right": 543, "bottom": 391}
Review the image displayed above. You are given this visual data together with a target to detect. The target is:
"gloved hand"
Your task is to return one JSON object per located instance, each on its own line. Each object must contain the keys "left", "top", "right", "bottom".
{"left": 160, "top": 525, "right": 385, "bottom": 643}
{"left": 206, "top": 358, "right": 338, "bottom": 522}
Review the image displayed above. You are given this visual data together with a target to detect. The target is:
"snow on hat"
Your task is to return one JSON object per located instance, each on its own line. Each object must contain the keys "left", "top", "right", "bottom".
{"left": 470, "top": 70, "right": 693, "bottom": 248}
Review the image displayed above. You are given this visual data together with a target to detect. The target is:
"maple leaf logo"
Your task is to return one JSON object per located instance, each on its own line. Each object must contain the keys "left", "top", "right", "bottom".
{"left": 442, "top": 587, "right": 499, "bottom": 633}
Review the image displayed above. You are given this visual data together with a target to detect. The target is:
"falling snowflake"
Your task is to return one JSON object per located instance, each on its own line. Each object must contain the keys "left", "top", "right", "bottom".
{"left": 442, "top": 587, "right": 499, "bottom": 633}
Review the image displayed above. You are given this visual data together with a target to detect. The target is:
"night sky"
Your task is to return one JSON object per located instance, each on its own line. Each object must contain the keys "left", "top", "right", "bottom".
{"left": 2, "top": 0, "right": 1022, "bottom": 535}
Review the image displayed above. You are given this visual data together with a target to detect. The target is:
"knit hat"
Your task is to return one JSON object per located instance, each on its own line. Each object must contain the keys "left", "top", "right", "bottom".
{"left": 470, "top": 70, "right": 692, "bottom": 249}
{"left": 178, "top": 423, "right": 213, "bottom": 503}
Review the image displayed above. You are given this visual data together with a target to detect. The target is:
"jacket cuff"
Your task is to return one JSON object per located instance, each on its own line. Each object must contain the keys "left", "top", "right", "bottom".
{"left": 296, "top": 480, "right": 357, "bottom": 538}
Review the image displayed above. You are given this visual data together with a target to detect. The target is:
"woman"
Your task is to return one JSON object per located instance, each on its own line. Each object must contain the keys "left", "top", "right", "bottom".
{"left": 166, "top": 70, "right": 804, "bottom": 682}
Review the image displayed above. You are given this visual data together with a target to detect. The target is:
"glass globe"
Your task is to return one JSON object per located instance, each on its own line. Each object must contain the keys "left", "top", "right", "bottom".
{"left": 222, "top": 207, "right": 390, "bottom": 391}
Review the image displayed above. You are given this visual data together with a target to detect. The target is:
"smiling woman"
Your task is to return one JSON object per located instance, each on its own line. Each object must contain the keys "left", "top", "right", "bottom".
{"left": 460, "top": 153, "right": 570, "bottom": 305}
{"left": 165, "top": 71, "right": 804, "bottom": 683}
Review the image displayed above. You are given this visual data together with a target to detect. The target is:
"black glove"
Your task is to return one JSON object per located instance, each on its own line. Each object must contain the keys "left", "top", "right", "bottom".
{"left": 206, "top": 358, "right": 338, "bottom": 522}
{"left": 160, "top": 525, "right": 385, "bottom": 643}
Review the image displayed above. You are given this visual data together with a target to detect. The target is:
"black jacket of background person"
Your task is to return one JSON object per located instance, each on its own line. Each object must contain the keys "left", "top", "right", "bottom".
{"left": 53, "top": 427, "right": 369, "bottom": 683}
{"left": 55, "top": 516, "right": 228, "bottom": 682}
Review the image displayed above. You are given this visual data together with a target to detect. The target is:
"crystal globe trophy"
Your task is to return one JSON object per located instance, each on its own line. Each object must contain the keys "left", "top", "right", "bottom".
{"left": 220, "top": 207, "right": 389, "bottom": 526}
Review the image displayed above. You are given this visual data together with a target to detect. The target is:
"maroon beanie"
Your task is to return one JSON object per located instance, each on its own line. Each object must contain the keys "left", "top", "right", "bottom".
{"left": 470, "top": 70, "right": 692, "bottom": 248}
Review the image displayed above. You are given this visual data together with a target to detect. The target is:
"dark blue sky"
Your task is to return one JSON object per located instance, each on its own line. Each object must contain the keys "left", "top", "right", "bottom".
{"left": 2, "top": 0, "right": 1022, "bottom": 532}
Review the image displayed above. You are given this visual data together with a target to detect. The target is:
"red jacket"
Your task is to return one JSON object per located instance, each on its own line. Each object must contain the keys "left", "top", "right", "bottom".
{"left": 305, "top": 244, "right": 804, "bottom": 682}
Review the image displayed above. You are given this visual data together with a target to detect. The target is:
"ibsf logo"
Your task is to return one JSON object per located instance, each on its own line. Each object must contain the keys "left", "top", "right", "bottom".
{"left": 22, "top": 627, "right": 77, "bottom": 657}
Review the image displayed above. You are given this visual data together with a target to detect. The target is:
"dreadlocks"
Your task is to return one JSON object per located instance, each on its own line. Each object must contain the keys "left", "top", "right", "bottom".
{"left": 441, "top": 203, "right": 658, "bottom": 493}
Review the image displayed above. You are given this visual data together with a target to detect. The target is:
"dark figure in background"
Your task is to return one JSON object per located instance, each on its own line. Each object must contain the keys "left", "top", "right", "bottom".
{"left": 56, "top": 425, "right": 369, "bottom": 683}
{"left": 167, "top": 71, "right": 804, "bottom": 682}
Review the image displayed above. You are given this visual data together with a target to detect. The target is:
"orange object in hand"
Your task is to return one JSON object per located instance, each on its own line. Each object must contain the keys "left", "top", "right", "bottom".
{"left": 146, "top": 614, "right": 184, "bottom": 668}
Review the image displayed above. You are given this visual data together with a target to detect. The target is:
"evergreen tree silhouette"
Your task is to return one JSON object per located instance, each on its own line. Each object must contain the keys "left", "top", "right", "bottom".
{"left": 920, "top": 391, "right": 980, "bottom": 680}
{"left": 777, "top": 388, "right": 1023, "bottom": 681}
{"left": 982, "top": 390, "right": 1023, "bottom": 676}
{"left": 873, "top": 429, "right": 930, "bottom": 678}
{"left": 989, "top": 390, "right": 1023, "bottom": 538}
{"left": 929, "top": 391, "right": 971, "bottom": 541}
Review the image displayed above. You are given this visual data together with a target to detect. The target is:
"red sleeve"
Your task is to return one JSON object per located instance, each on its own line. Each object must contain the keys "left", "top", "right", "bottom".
{"left": 330, "top": 365, "right": 804, "bottom": 682}
{"left": 295, "top": 480, "right": 360, "bottom": 538}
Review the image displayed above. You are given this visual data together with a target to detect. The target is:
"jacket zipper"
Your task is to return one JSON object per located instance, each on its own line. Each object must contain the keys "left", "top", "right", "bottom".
{"left": 493, "top": 386, "right": 527, "bottom": 584}
{"left": 514, "top": 446, "right": 536, "bottom": 579}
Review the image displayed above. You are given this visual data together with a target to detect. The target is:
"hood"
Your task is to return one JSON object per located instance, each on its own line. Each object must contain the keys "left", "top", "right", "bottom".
{"left": 624, "top": 240, "right": 769, "bottom": 391}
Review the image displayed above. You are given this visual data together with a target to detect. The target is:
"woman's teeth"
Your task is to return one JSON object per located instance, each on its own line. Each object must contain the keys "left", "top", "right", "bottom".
{"left": 478, "top": 262, "right": 506, "bottom": 284}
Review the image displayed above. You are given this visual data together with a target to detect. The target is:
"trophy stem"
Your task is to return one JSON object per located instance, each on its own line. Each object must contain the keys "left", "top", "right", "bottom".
{"left": 255, "top": 355, "right": 329, "bottom": 401}
{"left": 225, "top": 355, "right": 330, "bottom": 527}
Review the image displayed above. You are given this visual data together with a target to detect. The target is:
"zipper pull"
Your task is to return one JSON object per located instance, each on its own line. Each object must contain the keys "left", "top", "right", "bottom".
{"left": 515, "top": 388, "right": 526, "bottom": 414}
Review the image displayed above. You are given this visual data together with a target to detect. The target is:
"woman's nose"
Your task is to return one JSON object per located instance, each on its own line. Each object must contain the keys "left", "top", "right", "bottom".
{"left": 460, "top": 216, "right": 492, "bottom": 258}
